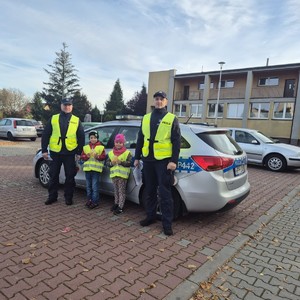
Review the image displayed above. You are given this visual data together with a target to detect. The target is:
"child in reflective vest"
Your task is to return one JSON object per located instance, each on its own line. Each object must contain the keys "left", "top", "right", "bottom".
{"left": 107, "top": 134, "right": 132, "bottom": 214}
{"left": 80, "top": 130, "right": 106, "bottom": 209}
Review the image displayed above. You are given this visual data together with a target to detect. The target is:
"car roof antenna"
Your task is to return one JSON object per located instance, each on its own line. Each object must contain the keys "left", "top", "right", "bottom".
{"left": 184, "top": 113, "right": 193, "bottom": 124}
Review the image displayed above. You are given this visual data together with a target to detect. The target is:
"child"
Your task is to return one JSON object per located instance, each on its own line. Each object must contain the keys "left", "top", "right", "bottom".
{"left": 81, "top": 130, "right": 106, "bottom": 209}
{"left": 107, "top": 134, "right": 132, "bottom": 214}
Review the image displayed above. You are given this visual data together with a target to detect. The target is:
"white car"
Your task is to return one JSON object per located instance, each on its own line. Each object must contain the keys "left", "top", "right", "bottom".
{"left": 0, "top": 118, "right": 37, "bottom": 141}
{"left": 228, "top": 128, "right": 300, "bottom": 172}
{"left": 33, "top": 120, "right": 250, "bottom": 218}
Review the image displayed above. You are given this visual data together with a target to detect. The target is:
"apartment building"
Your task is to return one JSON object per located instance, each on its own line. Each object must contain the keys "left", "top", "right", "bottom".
{"left": 147, "top": 63, "right": 300, "bottom": 145}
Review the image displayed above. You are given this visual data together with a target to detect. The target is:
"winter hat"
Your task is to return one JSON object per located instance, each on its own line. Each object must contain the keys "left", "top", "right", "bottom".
{"left": 89, "top": 130, "right": 98, "bottom": 139}
{"left": 114, "top": 133, "right": 126, "bottom": 144}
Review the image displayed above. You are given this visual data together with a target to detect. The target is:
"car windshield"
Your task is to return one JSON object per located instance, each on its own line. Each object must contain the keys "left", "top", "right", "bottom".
{"left": 255, "top": 131, "right": 276, "bottom": 144}
{"left": 197, "top": 131, "right": 243, "bottom": 155}
{"left": 16, "top": 120, "right": 34, "bottom": 126}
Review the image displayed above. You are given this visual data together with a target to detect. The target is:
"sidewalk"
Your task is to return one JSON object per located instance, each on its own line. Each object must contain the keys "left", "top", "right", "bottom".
{"left": 166, "top": 185, "right": 300, "bottom": 300}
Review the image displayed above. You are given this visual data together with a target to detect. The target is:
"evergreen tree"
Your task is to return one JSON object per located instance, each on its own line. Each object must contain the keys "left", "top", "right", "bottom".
{"left": 72, "top": 91, "right": 92, "bottom": 121}
{"left": 124, "top": 84, "right": 147, "bottom": 116}
{"left": 41, "top": 42, "right": 80, "bottom": 113}
{"left": 91, "top": 106, "right": 102, "bottom": 122}
{"left": 30, "top": 92, "right": 48, "bottom": 123}
{"left": 104, "top": 79, "right": 125, "bottom": 119}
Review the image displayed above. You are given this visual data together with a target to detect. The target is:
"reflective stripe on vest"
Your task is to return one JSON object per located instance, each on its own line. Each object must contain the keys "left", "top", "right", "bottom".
{"left": 82, "top": 145, "right": 104, "bottom": 173}
{"left": 49, "top": 114, "right": 79, "bottom": 152}
{"left": 108, "top": 150, "right": 131, "bottom": 179}
{"left": 142, "top": 112, "right": 175, "bottom": 160}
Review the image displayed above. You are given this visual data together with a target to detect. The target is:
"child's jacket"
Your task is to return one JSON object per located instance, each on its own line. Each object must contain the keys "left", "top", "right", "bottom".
{"left": 81, "top": 141, "right": 106, "bottom": 173}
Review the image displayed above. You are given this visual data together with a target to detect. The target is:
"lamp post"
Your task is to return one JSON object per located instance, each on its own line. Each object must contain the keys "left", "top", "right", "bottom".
{"left": 215, "top": 61, "right": 225, "bottom": 125}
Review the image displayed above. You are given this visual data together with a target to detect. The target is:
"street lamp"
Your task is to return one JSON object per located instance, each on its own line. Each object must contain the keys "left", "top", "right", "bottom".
{"left": 215, "top": 61, "right": 225, "bottom": 125}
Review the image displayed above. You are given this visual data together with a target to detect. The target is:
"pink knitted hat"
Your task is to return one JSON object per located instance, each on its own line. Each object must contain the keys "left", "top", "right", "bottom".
{"left": 114, "top": 134, "right": 126, "bottom": 144}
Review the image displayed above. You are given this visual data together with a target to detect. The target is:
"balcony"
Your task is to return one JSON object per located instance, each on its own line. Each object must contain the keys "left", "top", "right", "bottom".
{"left": 174, "top": 87, "right": 291, "bottom": 101}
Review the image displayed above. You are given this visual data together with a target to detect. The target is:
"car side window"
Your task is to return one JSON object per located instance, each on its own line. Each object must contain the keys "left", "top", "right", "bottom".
{"left": 0, "top": 119, "right": 6, "bottom": 126}
{"left": 6, "top": 119, "right": 12, "bottom": 126}
{"left": 85, "top": 126, "right": 116, "bottom": 147}
{"left": 118, "top": 126, "right": 140, "bottom": 149}
{"left": 236, "top": 131, "right": 256, "bottom": 144}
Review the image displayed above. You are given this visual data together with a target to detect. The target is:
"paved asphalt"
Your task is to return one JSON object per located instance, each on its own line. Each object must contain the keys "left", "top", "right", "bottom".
{"left": 0, "top": 138, "right": 299, "bottom": 299}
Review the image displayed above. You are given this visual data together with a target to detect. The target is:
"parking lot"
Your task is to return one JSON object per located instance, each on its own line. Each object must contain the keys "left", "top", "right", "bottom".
{"left": 1, "top": 138, "right": 300, "bottom": 299}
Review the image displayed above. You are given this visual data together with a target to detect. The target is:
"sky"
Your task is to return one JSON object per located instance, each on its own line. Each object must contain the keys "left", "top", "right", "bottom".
{"left": 1, "top": 0, "right": 300, "bottom": 109}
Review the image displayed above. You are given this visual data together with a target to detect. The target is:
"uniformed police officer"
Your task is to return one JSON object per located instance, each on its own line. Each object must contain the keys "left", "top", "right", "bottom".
{"left": 134, "top": 91, "right": 181, "bottom": 236}
{"left": 41, "top": 98, "right": 85, "bottom": 205}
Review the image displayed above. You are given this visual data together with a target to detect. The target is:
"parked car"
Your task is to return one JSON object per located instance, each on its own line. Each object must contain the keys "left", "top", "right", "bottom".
{"left": 29, "top": 119, "right": 44, "bottom": 137}
{"left": 227, "top": 128, "right": 300, "bottom": 172}
{"left": 0, "top": 118, "right": 37, "bottom": 141}
{"left": 33, "top": 120, "right": 250, "bottom": 217}
{"left": 82, "top": 122, "right": 102, "bottom": 130}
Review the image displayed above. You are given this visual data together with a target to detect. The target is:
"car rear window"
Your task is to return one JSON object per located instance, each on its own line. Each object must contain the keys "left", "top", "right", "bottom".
{"left": 16, "top": 120, "right": 34, "bottom": 126}
{"left": 197, "top": 131, "right": 243, "bottom": 155}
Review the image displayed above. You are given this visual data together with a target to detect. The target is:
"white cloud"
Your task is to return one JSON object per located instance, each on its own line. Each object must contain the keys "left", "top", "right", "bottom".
{"left": 0, "top": 0, "right": 300, "bottom": 108}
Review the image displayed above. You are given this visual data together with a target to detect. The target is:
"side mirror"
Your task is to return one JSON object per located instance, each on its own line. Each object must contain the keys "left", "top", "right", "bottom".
{"left": 251, "top": 140, "right": 259, "bottom": 144}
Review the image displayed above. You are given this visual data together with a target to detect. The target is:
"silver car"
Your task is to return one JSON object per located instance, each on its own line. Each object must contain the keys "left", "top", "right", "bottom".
{"left": 228, "top": 128, "right": 300, "bottom": 172}
{"left": 33, "top": 120, "right": 250, "bottom": 217}
{"left": 0, "top": 117, "right": 37, "bottom": 141}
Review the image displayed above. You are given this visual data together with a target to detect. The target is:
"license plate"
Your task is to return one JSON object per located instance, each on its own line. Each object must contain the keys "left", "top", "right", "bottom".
{"left": 234, "top": 165, "right": 245, "bottom": 176}
{"left": 23, "top": 128, "right": 31, "bottom": 131}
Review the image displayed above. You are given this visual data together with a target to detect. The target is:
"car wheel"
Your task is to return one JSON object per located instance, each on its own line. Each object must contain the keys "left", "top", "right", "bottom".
{"left": 30, "top": 137, "right": 36, "bottom": 141}
{"left": 140, "top": 186, "right": 182, "bottom": 220}
{"left": 38, "top": 160, "right": 50, "bottom": 188}
{"left": 265, "top": 154, "right": 287, "bottom": 172}
{"left": 7, "top": 132, "right": 14, "bottom": 141}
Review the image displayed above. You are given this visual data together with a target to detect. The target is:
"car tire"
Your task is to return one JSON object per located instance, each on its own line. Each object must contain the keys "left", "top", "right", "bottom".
{"left": 38, "top": 160, "right": 50, "bottom": 188}
{"left": 30, "top": 137, "right": 36, "bottom": 141}
{"left": 265, "top": 153, "right": 287, "bottom": 172}
{"left": 7, "top": 132, "right": 14, "bottom": 141}
{"left": 140, "top": 186, "right": 182, "bottom": 220}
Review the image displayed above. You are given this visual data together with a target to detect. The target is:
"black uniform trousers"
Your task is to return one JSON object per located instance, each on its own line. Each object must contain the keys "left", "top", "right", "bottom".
{"left": 143, "top": 160, "right": 174, "bottom": 229}
{"left": 48, "top": 153, "right": 77, "bottom": 202}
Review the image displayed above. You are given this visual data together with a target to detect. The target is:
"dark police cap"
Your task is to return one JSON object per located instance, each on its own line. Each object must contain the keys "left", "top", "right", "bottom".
{"left": 153, "top": 91, "right": 167, "bottom": 99}
{"left": 61, "top": 98, "right": 73, "bottom": 105}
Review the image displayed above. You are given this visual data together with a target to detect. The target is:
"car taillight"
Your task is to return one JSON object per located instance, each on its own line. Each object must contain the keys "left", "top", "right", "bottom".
{"left": 13, "top": 120, "right": 17, "bottom": 129}
{"left": 191, "top": 155, "right": 234, "bottom": 172}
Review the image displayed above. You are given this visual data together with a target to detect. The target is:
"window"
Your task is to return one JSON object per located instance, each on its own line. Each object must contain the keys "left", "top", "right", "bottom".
{"left": 273, "top": 102, "right": 294, "bottom": 119}
{"left": 220, "top": 80, "right": 234, "bottom": 88}
{"left": 85, "top": 126, "right": 116, "bottom": 147}
{"left": 190, "top": 104, "right": 202, "bottom": 117}
{"left": 235, "top": 130, "right": 257, "bottom": 144}
{"left": 249, "top": 103, "right": 270, "bottom": 119}
{"left": 199, "top": 82, "right": 214, "bottom": 89}
{"left": 119, "top": 126, "right": 140, "bottom": 149}
{"left": 227, "top": 103, "right": 244, "bottom": 119}
{"left": 180, "top": 136, "right": 190, "bottom": 149}
{"left": 207, "top": 103, "right": 224, "bottom": 118}
{"left": 258, "top": 77, "right": 279, "bottom": 86}
{"left": 175, "top": 104, "right": 187, "bottom": 117}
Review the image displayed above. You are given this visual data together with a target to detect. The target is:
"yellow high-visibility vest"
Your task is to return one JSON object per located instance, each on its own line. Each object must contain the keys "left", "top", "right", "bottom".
{"left": 82, "top": 145, "right": 105, "bottom": 173}
{"left": 49, "top": 114, "right": 79, "bottom": 152}
{"left": 142, "top": 112, "right": 175, "bottom": 160}
{"left": 108, "top": 150, "right": 131, "bottom": 179}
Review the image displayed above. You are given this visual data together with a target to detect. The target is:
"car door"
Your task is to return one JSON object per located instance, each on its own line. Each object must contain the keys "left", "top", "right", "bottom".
{"left": 0, "top": 119, "right": 8, "bottom": 137}
{"left": 235, "top": 130, "right": 264, "bottom": 163}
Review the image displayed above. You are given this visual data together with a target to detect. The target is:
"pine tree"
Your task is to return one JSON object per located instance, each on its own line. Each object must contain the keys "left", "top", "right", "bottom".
{"left": 124, "top": 84, "right": 147, "bottom": 116}
{"left": 41, "top": 42, "right": 80, "bottom": 113}
{"left": 104, "top": 79, "right": 125, "bottom": 119}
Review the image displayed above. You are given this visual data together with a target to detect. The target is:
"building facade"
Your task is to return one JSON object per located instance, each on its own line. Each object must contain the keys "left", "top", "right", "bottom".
{"left": 147, "top": 63, "right": 300, "bottom": 145}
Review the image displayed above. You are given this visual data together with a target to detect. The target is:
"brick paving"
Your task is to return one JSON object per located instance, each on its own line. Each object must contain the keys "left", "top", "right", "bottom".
{"left": 189, "top": 189, "right": 300, "bottom": 300}
{"left": 0, "top": 141, "right": 300, "bottom": 299}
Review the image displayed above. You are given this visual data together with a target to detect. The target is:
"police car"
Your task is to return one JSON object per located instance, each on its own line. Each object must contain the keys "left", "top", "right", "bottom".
{"left": 33, "top": 117, "right": 250, "bottom": 218}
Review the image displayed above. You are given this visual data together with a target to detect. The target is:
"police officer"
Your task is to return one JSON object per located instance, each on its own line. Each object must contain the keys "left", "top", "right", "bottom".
{"left": 41, "top": 98, "right": 85, "bottom": 205}
{"left": 134, "top": 91, "right": 181, "bottom": 236}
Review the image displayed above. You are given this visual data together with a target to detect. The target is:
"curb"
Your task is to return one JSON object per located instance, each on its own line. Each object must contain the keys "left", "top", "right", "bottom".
{"left": 164, "top": 185, "right": 300, "bottom": 300}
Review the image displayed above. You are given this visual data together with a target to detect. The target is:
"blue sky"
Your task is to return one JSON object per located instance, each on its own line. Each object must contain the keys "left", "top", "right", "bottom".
{"left": 1, "top": 0, "right": 299, "bottom": 108}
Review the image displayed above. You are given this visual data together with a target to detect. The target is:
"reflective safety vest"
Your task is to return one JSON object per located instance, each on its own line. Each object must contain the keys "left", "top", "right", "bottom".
{"left": 49, "top": 114, "right": 79, "bottom": 152}
{"left": 82, "top": 145, "right": 105, "bottom": 173}
{"left": 108, "top": 150, "right": 131, "bottom": 179}
{"left": 142, "top": 112, "right": 175, "bottom": 160}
